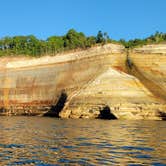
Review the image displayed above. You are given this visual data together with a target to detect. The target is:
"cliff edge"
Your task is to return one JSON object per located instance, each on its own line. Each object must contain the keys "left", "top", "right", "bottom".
{"left": 0, "top": 43, "right": 166, "bottom": 120}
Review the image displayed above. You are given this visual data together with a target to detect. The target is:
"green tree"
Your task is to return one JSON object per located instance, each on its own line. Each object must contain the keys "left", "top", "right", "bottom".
{"left": 64, "top": 29, "right": 86, "bottom": 49}
{"left": 85, "top": 36, "right": 96, "bottom": 47}
{"left": 47, "top": 36, "right": 64, "bottom": 53}
{"left": 96, "top": 30, "right": 104, "bottom": 43}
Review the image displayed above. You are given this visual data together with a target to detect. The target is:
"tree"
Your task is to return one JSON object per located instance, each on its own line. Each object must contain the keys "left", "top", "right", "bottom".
{"left": 64, "top": 29, "right": 86, "bottom": 49}
{"left": 96, "top": 30, "right": 104, "bottom": 43}
{"left": 47, "top": 36, "right": 64, "bottom": 53}
{"left": 85, "top": 36, "right": 96, "bottom": 47}
{"left": 103, "top": 32, "right": 110, "bottom": 44}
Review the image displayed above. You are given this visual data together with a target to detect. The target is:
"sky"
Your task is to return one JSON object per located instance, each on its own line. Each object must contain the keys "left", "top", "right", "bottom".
{"left": 0, "top": 0, "right": 165, "bottom": 40}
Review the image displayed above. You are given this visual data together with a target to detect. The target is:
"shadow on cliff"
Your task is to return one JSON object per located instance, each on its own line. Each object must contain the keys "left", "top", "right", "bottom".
{"left": 158, "top": 112, "right": 166, "bottom": 120}
{"left": 98, "top": 106, "right": 117, "bottom": 120}
{"left": 44, "top": 91, "right": 67, "bottom": 117}
{"left": 126, "top": 55, "right": 166, "bottom": 103}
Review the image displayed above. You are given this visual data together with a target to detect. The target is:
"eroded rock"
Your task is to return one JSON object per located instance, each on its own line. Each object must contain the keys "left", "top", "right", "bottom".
{"left": 0, "top": 43, "right": 166, "bottom": 120}
{"left": 60, "top": 67, "right": 166, "bottom": 120}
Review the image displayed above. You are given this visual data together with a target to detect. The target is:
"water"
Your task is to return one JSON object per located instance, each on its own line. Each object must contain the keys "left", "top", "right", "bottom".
{"left": 0, "top": 117, "right": 165, "bottom": 166}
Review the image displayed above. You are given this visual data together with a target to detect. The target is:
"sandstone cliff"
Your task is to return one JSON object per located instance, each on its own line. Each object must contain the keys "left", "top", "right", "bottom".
{"left": 0, "top": 43, "right": 166, "bottom": 120}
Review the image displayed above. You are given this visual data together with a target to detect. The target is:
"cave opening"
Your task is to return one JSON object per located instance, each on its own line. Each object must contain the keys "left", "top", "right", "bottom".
{"left": 98, "top": 106, "right": 117, "bottom": 120}
{"left": 44, "top": 90, "right": 67, "bottom": 117}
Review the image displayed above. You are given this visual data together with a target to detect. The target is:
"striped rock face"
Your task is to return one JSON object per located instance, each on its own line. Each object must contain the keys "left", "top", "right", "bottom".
{"left": 0, "top": 44, "right": 125, "bottom": 116}
{"left": 0, "top": 43, "right": 166, "bottom": 120}
{"left": 60, "top": 44, "right": 166, "bottom": 120}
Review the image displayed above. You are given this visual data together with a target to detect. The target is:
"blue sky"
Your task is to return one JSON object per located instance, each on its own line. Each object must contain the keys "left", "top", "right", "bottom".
{"left": 0, "top": 0, "right": 165, "bottom": 40}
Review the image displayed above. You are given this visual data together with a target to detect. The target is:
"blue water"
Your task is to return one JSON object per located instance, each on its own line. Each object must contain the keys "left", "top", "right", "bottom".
{"left": 0, "top": 117, "right": 165, "bottom": 165}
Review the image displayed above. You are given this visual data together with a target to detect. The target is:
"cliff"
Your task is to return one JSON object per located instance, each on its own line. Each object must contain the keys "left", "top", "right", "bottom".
{"left": 0, "top": 43, "right": 166, "bottom": 120}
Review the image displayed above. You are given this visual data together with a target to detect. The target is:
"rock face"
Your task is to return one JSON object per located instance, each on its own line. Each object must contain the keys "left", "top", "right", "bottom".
{"left": 0, "top": 44, "right": 125, "bottom": 116}
{"left": 129, "top": 44, "right": 166, "bottom": 101}
{"left": 60, "top": 68, "right": 166, "bottom": 120}
{"left": 60, "top": 44, "right": 166, "bottom": 120}
{"left": 0, "top": 43, "right": 166, "bottom": 120}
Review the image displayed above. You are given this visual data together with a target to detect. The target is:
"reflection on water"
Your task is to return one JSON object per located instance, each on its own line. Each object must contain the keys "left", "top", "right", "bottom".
{"left": 0, "top": 117, "right": 165, "bottom": 165}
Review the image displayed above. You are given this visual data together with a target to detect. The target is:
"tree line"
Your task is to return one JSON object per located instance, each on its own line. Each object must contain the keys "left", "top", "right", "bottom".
{"left": 119, "top": 31, "right": 166, "bottom": 48}
{"left": 0, "top": 30, "right": 166, "bottom": 57}
{"left": 0, "top": 29, "right": 110, "bottom": 57}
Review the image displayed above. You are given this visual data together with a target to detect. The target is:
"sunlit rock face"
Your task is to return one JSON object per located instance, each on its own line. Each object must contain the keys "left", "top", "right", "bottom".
{"left": 60, "top": 44, "right": 166, "bottom": 120}
{"left": 60, "top": 67, "right": 166, "bottom": 120}
{"left": 0, "top": 43, "right": 166, "bottom": 120}
{"left": 129, "top": 44, "right": 166, "bottom": 101}
{"left": 0, "top": 44, "right": 125, "bottom": 116}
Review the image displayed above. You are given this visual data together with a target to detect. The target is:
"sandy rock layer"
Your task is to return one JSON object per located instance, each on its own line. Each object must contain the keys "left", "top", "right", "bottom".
{"left": 0, "top": 43, "right": 166, "bottom": 120}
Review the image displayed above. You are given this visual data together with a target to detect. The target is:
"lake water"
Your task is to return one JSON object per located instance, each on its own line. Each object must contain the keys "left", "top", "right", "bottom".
{"left": 0, "top": 117, "right": 165, "bottom": 166}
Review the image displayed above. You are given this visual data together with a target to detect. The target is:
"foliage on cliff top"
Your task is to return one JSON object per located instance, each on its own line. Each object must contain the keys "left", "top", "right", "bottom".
{"left": 119, "top": 31, "right": 166, "bottom": 49}
{"left": 0, "top": 29, "right": 111, "bottom": 57}
{"left": 0, "top": 30, "right": 166, "bottom": 57}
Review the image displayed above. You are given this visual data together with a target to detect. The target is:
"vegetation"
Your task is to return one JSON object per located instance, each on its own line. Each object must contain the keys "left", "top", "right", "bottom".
{"left": 0, "top": 29, "right": 110, "bottom": 57}
{"left": 119, "top": 31, "right": 166, "bottom": 48}
{"left": 0, "top": 30, "right": 166, "bottom": 57}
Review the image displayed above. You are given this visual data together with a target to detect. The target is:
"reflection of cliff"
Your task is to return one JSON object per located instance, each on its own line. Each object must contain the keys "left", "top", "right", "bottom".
{"left": 0, "top": 44, "right": 166, "bottom": 120}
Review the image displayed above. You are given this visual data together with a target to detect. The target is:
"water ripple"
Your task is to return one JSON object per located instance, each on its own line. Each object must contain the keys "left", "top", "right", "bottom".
{"left": 0, "top": 117, "right": 165, "bottom": 165}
